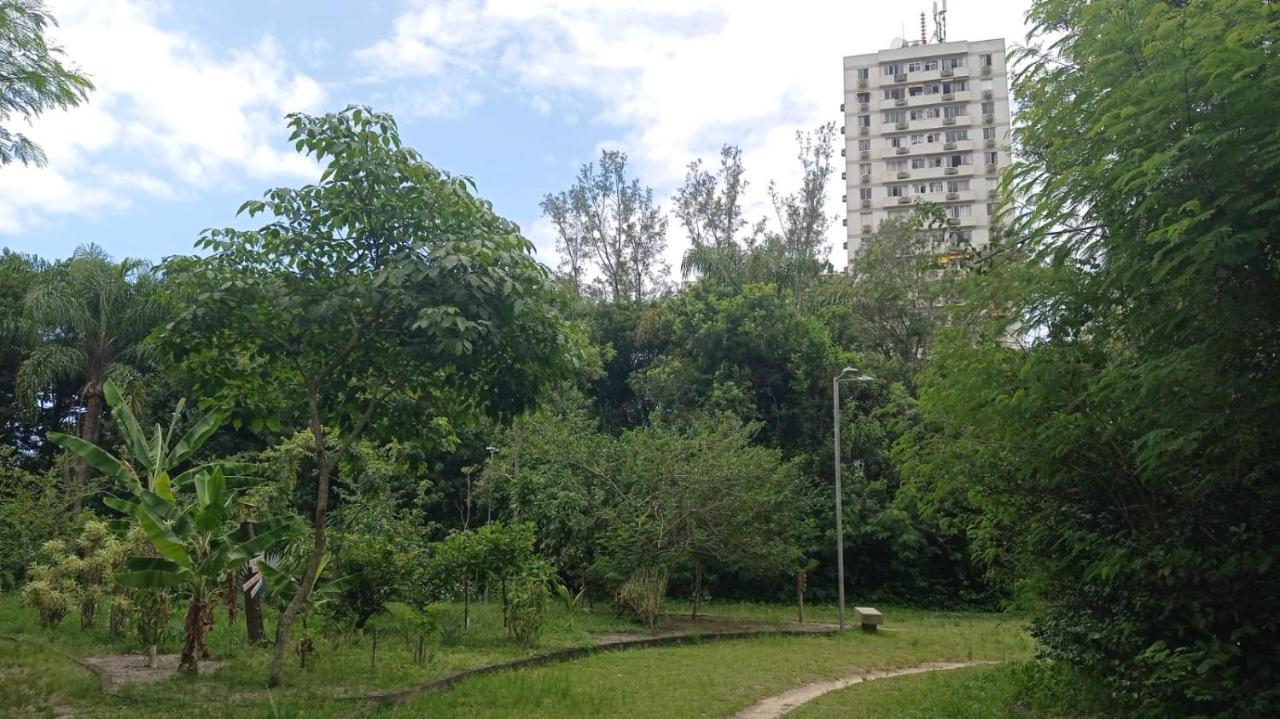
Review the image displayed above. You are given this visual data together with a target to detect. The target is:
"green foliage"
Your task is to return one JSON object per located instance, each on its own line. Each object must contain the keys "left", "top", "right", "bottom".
{"left": 900, "top": 0, "right": 1280, "bottom": 715}
{"left": 20, "top": 540, "right": 75, "bottom": 628}
{"left": 614, "top": 566, "right": 667, "bottom": 629}
{"left": 165, "top": 105, "right": 584, "bottom": 684}
{"left": 51, "top": 379, "right": 289, "bottom": 672}
{"left": 423, "top": 602, "right": 466, "bottom": 646}
{"left": 0, "top": 448, "right": 66, "bottom": 587}
{"left": 504, "top": 572, "right": 551, "bottom": 648}
{"left": 19, "top": 521, "right": 128, "bottom": 630}
{"left": 329, "top": 490, "right": 427, "bottom": 628}
{"left": 0, "top": 0, "right": 93, "bottom": 166}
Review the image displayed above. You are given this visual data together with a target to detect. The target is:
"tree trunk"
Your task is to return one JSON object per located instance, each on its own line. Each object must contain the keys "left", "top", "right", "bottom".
{"left": 73, "top": 390, "right": 104, "bottom": 514}
{"left": 463, "top": 577, "right": 471, "bottom": 631}
{"left": 796, "top": 570, "right": 806, "bottom": 625}
{"left": 690, "top": 561, "right": 703, "bottom": 620}
{"left": 268, "top": 415, "right": 333, "bottom": 687}
{"left": 146, "top": 644, "right": 157, "bottom": 669}
{"left": 179, "top": 588, "right": 212, "bottom": 674}
{"left": 239, "top": 523, "right": 266, "bottom": 644}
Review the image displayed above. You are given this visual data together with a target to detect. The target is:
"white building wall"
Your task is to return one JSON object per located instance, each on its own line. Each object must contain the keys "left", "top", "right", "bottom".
{"left": 840, "top": 38, "right": 1012, "bottom": 266}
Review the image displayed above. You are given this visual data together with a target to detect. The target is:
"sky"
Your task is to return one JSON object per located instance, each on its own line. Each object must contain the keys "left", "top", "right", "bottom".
{"left": 0, "top": 0, "right": 1034, "bottom": 272}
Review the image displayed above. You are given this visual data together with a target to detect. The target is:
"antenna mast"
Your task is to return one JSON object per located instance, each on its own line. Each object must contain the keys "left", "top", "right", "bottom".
{"left": 932, "top": 0, "right": 948, "bottom": 43}
{"left": 920, "top": 12, "right": 927, "bottom": 44}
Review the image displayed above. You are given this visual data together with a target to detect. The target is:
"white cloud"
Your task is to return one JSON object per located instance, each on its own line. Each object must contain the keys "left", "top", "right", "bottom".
{"left": 0, "top": 0, "right": 327, "bottom": 234}
{"left": 358, "top": 0, "right": 1033, "bottom": 269}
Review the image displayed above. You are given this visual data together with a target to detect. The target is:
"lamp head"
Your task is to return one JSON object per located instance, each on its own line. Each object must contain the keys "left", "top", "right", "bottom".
{"left": 836, "top": 367, "right": 875, "bottom": 382}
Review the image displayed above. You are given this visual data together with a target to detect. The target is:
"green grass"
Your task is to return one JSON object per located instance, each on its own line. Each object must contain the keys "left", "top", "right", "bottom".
{"left": 790, "top": 664, "right": 1022, "bottom": 718}
{"left": 0, "top": 592, "right": 1033, "bottom": 718}
{"left": 380, "top": 609, "right": 1033, "bottom": 718}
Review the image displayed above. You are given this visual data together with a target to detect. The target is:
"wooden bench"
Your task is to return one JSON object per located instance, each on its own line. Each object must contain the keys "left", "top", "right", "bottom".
{"left": 854, "top": 607, "right": 883, "bottom": 633}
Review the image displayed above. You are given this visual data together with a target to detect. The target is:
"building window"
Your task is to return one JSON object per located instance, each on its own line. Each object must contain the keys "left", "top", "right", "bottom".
{"left": 909, "top": 107, "right": 941, "bottom": 121}
{"left": 983, "top": 127, "right": 996, "bottom": 140}
{"left": 887, "top": 184, "right": 906, "bottom": 198}
{"left": 948, "top": 153, "right": 967, "bottom": 167}
{"left": 908, "top": 85, "right": 925, "bottom": 97}
{"left": 943, "top": 104, "right": 965, "bottom": 119}
{"left": 860, "top": 163, "right": 872, "bottom": 176}
{"left": 882, "top": 62, "right": 903, "bottom": 76}
{"left": 882, "top": 110, "right": 906, "bottom": 123}
{"left": 913, "top": 182, "right": 929, "bottom": 194}
{"left": 858, "top": 114, "right": 871, "bottom": 127}
{"left": 947, "top": 179, "right": 970, "bottom": 192}
{"left": 979, "top": 53, "right": 994, "bottom": 67}
{"left": 883, "top": 87, "right": 906, "bottom": 100}
{"left": 986, "top": 151, "right": 999, "bottom": 165}
{"left": 856, "top": 68, "right": 869, "bottom": 80}
{"left": 945, "top": 129, "right": 968, "bottom": 142}
{"left": 981, "top": 101, "right": 995, "bottom": 115}
{"left": 947, "top": 204, "right": 972, "bottom": 218}
{"left": 942, "top": 56, "right": 965, "bottom": 70}
{"left": 887, "top": 159, "right": 908, "bottom": 172}
{"left": 930, "top": 181, "right": 944, "bottom": 192}
{"left": 859, "top": 187, "right": 872, "bottom": 200}
{"left": 856, "top": 92, "right": 870, "bottom": 103}
{"left": 858, "top": 139, "right": 871, "bottom": 151}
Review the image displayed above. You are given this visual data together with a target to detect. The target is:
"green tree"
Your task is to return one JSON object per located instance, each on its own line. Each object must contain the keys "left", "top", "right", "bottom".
{"left": 0, "top": 0, "right": 93, "bottom": 166}
{"left": 166, "top": 105, "right": 582, "bottom": 686}
{"left": 17, "top": 245, "right": 164, "bottom": 510}
{"left": 541, "top": 149, "right": 669, "bottom": 302}
{"left": 846, "top": 205, "right": 966, "bottom": 371}
{"left": 904, "top": 1, "right": 1280, "bottom": 714}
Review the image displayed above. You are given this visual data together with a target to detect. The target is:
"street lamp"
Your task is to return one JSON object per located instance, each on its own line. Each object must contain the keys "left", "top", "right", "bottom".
{"left": 833, "top": 366, "right": 874, "bottom": 631}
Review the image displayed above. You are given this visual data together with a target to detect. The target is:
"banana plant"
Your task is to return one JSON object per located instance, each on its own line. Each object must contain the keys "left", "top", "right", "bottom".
{"left": 49, "top": 379, "right": 292, "bottom": 673}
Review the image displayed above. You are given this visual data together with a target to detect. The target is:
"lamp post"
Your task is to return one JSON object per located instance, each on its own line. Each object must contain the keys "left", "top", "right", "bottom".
{"left": 833, "top": 366, "right": 874, "bottom": 631}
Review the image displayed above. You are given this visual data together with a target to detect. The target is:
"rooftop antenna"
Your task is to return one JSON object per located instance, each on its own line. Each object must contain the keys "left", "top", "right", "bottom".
{"left": 932, "top": 0, "right": 948, "bottom": 43}
{"left": 920, "top": 12, "right": 927, "bottom": 44}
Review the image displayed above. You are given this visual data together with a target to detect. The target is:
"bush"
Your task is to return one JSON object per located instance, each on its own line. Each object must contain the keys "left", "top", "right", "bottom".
{"left": 21, "top": 549, "right": 75, "bottom": 629}
{"left": 0, "top": 452, "right": 68, "bottom": 587}
{"left": 505, "top": 575, "right": 549, "bottom": 647}
{"left": 425, "top": 603, "right": 465, "bottom": 646}
{"left": 616, "top": 566, "right": 667, "bottom": 629}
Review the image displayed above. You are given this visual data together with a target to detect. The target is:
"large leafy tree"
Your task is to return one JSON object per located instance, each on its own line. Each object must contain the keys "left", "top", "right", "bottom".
{"left": 17, "top": 245, "right": 164, "bottom": 509}
{"left": 0, "top": 0, "right": 93, "bottom": 166}
{"left": 904, "top": 1, "right": 1280, "bottom": 714}
{"left": 166, "top": 105, "right": 582, "bottom": 686}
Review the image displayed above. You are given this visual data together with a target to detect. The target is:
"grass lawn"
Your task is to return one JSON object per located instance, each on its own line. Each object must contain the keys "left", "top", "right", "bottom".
{"left": 380, "top": 608, "right": 1032, "bottom": 718}
{"left": 0, "top": 592, "right": 1032, "bottom": 718}
{"left": 790, "top": 663, "right": 1024, "bottom": 718}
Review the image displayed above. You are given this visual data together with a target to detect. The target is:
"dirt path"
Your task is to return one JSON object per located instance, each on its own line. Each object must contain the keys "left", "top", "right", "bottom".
{"left": 729, "top": 660, "right": 997, "bottom": 719}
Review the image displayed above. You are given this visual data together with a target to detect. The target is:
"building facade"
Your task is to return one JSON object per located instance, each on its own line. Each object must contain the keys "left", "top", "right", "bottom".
{"left": 841, "top": 38, "right": 1011, "bottom": 266}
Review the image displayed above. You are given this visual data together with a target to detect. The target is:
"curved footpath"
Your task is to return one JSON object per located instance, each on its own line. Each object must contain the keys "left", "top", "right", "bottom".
{"left": 729, "top": 660, "right": 998, "bottom": 719}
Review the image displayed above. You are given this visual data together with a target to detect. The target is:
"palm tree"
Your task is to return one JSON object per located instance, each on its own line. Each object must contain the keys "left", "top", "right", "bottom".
{"left": 17, "top": 245, "right": 163, "bottom": 510}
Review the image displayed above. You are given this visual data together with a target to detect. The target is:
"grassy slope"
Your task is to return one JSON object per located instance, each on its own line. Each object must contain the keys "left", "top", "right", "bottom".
{"left": 0, "top": 593, "right": 1032, "bottom": 718}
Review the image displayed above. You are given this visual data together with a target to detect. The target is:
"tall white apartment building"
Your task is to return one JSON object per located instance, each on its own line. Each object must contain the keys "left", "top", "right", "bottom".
{"left": 841, "top": 38, "right": 1012, "bottom": 266}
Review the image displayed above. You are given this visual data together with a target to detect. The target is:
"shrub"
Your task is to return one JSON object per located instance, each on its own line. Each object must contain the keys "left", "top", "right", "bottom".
{"left": 425, "top": 603, "right": 465, "bottom": 646}
{"left": 616, "top": 566, "right": 667, "bottom": 629}
{"left": 505, "top": 575, "right": 549, "bottom": 648}
{"left": 22, "top": 550, "right": 75, "bottom": 628}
